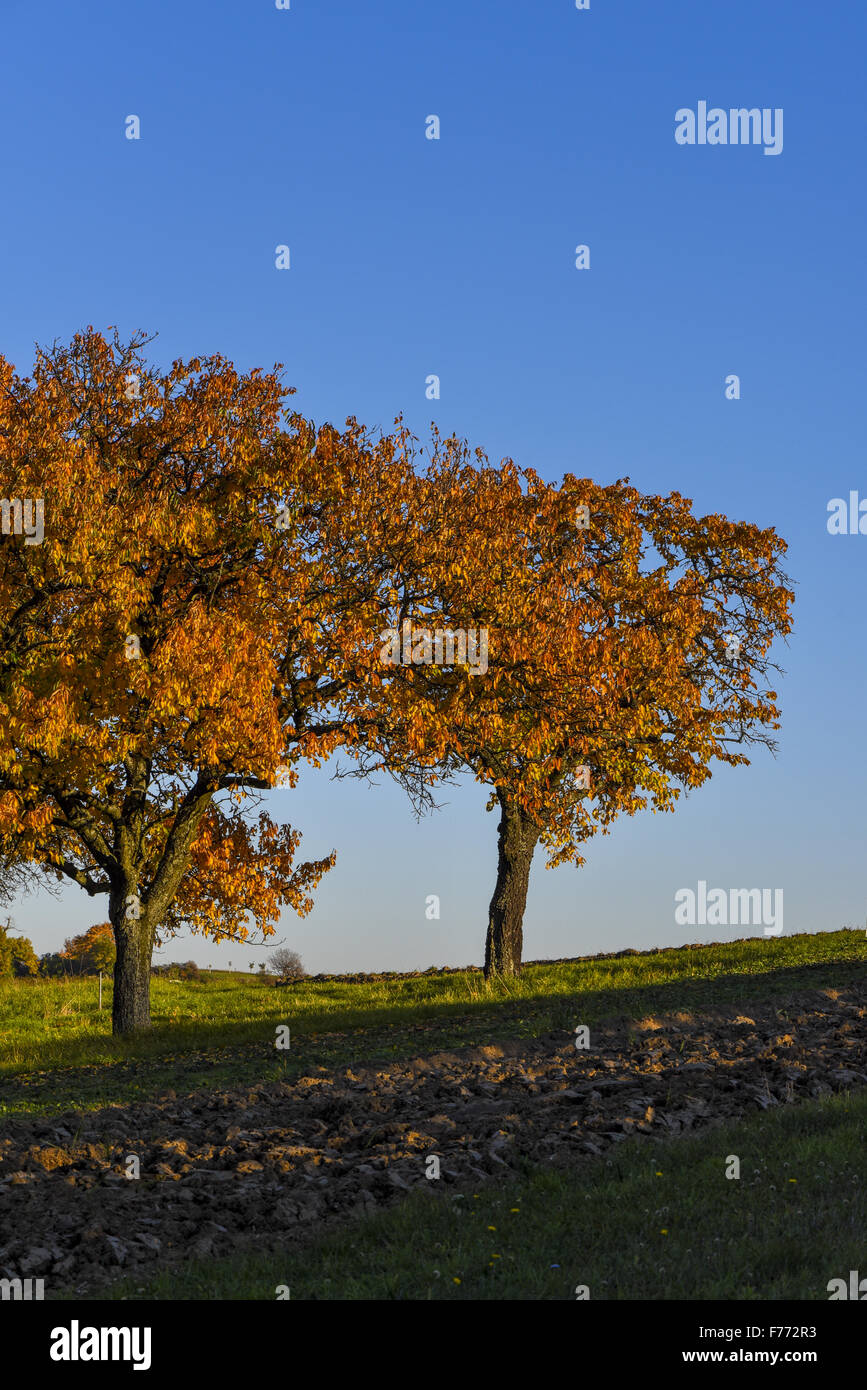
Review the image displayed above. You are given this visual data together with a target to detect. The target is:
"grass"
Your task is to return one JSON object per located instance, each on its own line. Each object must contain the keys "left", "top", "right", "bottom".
{"left": 5, "top": 927, "right": 866, "bottom": 1301}
{"left": 58, "top": 1086, "right": 867, "bottom": 1301}
{"left": 2, "top": 928, "right": 866, "bottom": 1118}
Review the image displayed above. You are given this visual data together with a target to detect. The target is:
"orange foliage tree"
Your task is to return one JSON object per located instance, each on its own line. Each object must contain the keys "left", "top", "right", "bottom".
{"left": 61, "top": 922, "right": 116, "bottom": 974}
{"left": 0, "top": 329, "right": 795, "bottom": 1014}
{"left": 355, "top": 431, "right": 794, "bottom": 976}
{"left": 0, "top": 329, "right": 436, "bottom": 1033}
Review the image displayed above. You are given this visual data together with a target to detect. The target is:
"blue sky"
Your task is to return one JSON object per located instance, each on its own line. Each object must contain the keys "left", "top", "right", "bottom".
{"left": 2, "top": 0, "right": 864, "bottom": 971}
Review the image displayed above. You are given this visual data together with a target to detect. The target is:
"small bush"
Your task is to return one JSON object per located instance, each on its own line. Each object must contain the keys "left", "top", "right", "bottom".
{"left": 151, "top": 959, "right": 201, "bottom": 982}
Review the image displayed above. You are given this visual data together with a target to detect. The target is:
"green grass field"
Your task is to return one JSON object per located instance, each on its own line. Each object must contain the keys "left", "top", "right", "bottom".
{"left": 2, "top": 928, "right": 865, "bottom": 1300}
{"left": 2, "top": 928, "right": 865, "bottom": 1118}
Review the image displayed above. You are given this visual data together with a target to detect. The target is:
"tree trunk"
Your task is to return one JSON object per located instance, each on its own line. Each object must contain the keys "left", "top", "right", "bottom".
{"left": 110, "top": 890, "right": 154, "bottom": 1035}
{"left": 484, "top": 794, "right": 540, "bottom": 979}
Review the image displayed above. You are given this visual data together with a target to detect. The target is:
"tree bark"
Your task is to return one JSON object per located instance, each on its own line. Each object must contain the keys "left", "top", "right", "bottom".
{"left": 105, "top": 784, "right": 215, "bottom": 1035}
{"left": 110, "top": 889, "right": 154, "bottom": 1035}
{"left": 484, "top": 793, "right": 540, "bottom": 979}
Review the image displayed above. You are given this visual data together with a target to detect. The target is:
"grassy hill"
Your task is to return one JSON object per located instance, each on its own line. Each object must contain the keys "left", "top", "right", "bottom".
{"left": 1, "top": 928, "right": 865, "bottom": 1300}
{"left": 2, "top": 929, "right": 865, "bottom": 1116}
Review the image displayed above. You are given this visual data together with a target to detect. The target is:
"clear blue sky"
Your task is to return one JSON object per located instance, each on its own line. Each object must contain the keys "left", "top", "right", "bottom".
{"left": 2, "top": 0, "right": 864, "bottom": 971}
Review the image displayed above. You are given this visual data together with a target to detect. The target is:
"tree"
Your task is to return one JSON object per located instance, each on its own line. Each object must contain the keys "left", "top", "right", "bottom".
{"left": 359, "top": 432, "right": 794, "bottom": 976}
{"left": 0, "top": 918, "right": 39, "bottom": 976}
{"left": 39, "top": 952, "right": 69, "bottom": 977}
{"left": 11, "top": 937, "right": 40, "bottom": 975}
{"left": 61, "top": 922, "right": 116, "bottom": 974}
{"left": 0, "top": 329, "right": 432, "bottom": 1033}
{"left": 88, "top": 930, "right": 117, "bottom": 975}
{"left": 268, "top": 947, "right": 305, "bottom": 981}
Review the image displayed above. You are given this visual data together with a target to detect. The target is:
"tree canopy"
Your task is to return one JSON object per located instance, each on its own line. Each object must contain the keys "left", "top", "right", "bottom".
{"left": 349, "top": 430, "right": 794, "bottom": 973}
{"left": 0, "top": 329, "right": 435, "bottom": 1030}
{"left": 0, "top": 328, "right": 794, "bottom": 1028}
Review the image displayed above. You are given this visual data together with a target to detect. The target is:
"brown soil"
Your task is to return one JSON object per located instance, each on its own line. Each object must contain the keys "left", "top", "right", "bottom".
{"left": 1, "top": 981, "right": 865, "bottom": 1294}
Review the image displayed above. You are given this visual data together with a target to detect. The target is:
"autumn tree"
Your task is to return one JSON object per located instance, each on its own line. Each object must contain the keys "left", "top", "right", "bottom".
{"left": 61, "top": 922, "right": 116, "bottom": 974}
{"left": 357, "top": 431, "right": 794, "bottom": 977}
{"left": 10, "top": 935, "right": 39, "bottom": 975}
{"left": 0, "top": 329, "right": 437, "bottom": 1033}
{"left": 0, "top": 918, "right": 39, "bottom": 976}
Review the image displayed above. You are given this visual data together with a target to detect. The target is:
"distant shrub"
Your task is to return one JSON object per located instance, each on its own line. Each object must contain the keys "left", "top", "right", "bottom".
{"left": 268, "top": 948, "right": 306, "bottom": 983}
{"left": 152, "top": 959, "right": 201, "bottom": 982}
